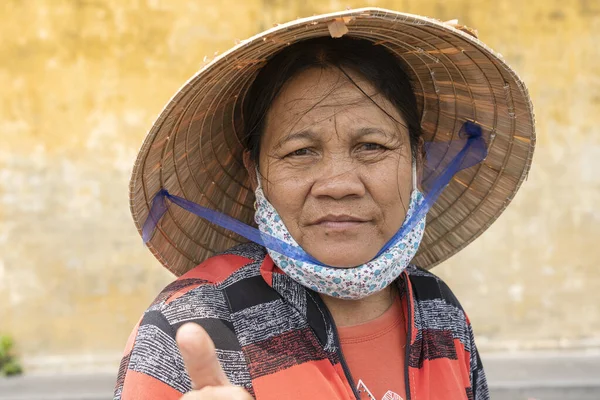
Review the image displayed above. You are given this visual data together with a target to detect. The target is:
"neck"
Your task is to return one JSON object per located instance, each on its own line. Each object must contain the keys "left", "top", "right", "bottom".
{"left": 320, "top": 284, "right": 397, "bottom": 327}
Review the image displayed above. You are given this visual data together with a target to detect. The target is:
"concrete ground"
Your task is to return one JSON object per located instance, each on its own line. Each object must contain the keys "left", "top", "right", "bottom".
{"left": 0, "top": 353, "right": 598, "bottom": 399}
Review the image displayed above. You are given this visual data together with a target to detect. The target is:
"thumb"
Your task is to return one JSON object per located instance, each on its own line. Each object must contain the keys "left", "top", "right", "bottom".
{"left": 176, "top": 322, "right": 230, "bottom": 389}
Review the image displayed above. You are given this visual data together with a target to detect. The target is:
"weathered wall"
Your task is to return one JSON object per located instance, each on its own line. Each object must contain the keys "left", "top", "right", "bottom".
{"left": 0, "top": 0, "right": 598, "bottom": 372}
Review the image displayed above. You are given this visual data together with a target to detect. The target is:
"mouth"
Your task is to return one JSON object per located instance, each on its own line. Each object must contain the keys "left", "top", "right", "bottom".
{"left": 310, "top": 215, "right": 370, "bottom": 230}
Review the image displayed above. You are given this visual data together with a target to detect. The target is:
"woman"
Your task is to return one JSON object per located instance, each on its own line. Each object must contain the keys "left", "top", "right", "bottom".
{"left": 115, "top": 8, "right": 535, "bottom": 400}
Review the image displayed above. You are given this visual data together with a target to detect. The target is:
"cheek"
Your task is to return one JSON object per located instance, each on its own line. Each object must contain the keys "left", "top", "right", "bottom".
{"left": 367, "top": 165, "right": 413, "bottom": 228}
{"left": 262, "top": 173, "right": 311, "bottom": 230}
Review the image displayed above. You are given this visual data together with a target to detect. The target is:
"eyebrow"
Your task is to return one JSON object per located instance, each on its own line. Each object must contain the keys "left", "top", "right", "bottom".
{"left": 353, "top": 127, "right": 396, "bottom": 139}
{"left": 273, "top": 126, "right": 401, "bottom": 150}
{"left": 272, "top": 130, "right": 319, "bottom": 151}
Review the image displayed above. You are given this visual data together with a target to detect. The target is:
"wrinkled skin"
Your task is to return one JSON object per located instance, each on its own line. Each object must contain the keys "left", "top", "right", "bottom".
{"left": 246, "top": 67, "right": 414, "bottom": 267}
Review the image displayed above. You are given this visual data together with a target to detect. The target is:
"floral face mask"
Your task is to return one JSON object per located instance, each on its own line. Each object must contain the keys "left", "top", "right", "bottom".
{"left": 254, "top": 160, "right": 426, "bottom": 300}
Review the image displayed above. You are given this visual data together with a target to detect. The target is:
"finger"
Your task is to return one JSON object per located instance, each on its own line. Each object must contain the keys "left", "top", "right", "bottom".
{"left": 180, "top": 386, "right": 253, "bottom": 400}
{"left": 176, "top": 323, "right": 230, "bottom": 389}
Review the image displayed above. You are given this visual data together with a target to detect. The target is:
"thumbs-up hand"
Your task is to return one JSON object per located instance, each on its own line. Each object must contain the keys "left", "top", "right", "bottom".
{"left": 176, "top": 323, "right": 252, "bottom": 399}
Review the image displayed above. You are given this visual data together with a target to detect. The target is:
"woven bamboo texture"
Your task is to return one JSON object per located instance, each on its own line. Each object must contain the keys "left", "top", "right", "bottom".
{"left": 129, "top": 8, "right": 536, "bottom": 276}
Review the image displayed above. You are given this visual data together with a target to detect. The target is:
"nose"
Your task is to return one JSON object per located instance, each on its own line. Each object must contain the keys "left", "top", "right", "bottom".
{"left": 310, "top": 158, "right": 366, "bottom": 200}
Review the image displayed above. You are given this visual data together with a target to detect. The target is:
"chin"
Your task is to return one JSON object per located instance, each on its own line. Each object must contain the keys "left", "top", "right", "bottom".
{"left": 308, "top": 244, "right": 378, "bottom": 267}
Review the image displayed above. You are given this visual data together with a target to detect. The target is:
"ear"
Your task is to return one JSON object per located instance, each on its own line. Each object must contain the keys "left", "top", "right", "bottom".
{"left": 243, "top": 151, "right": 259, "bottom": 191}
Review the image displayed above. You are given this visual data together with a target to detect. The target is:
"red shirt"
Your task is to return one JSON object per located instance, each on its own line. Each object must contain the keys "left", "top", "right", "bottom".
{"left": 339, "top": 296, "right": 407, "bottom": 400}
{"left": 115, "top": 245, "right": 488, "bottom": 400}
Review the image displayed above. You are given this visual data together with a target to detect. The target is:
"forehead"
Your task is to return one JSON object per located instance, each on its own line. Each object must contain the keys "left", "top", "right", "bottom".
{"left": 263, "top": 67, "right": 407, "bottom": 139}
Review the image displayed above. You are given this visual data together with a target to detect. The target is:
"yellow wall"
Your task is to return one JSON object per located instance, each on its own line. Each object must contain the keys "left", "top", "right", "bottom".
{"left": 1, "top": 0, "right": 599, "bottom": 371}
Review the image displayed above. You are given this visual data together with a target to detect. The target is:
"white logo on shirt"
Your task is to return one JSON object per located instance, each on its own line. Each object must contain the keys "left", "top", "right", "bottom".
{"left": 356, "top": 379, "right": 404, "bottom": 400}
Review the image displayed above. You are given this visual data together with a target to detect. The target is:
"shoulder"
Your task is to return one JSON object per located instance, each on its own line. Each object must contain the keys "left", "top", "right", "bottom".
{"left": 130, "top": 242, "right": 267, "bottom": 344}
{"left": 142, "top": 242, "right": 269, "bottom": 346}
{"left": 405, "top": 264, "right": 464, "bottom": 311}
{"left": 405, "top": 264, "right": 476, "bottom": 351}
{"left": 116, "top": 243, "right": 266, "bottom": 398}
{"left": 150, "top": 242, "right": 268, "bottom": 314}
{"left": 404, "top": 267, "right": 488, "bottom": 398}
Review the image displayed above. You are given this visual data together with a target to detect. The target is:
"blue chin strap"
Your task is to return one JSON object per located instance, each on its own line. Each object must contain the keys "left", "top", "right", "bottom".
{"left": 142, "top": 121, "right": 488, "bottom": 265}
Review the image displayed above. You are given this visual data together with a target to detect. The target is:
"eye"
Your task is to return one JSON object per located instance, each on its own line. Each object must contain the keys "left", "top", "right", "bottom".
{"left": 359, "top": 143, "right": 388, "bottom": 151}
{"left": 286, "top": 148, "right": 312, "bottom": 157}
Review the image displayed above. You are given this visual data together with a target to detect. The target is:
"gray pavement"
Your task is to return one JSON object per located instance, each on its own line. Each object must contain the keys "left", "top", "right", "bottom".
{"left": 0, "top": 374, "right": 114, "bottom": 400}
{"left": 0, "top": 353, "right": 598, "bottom": 399}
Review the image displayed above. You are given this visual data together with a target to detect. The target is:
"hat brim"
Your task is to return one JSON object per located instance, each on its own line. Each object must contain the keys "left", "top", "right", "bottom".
{"left": 130, "top": 7, "right": 535, "bottom": 277}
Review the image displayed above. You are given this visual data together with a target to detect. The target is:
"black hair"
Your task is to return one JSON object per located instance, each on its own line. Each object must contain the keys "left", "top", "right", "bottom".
{"left": 242, "top": 36, "right": 422, "bottom": 165}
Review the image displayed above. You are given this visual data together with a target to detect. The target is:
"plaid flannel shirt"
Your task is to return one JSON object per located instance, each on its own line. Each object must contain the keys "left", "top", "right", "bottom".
{"left": 114, "top": 243, "right": 488, "bottom": 400}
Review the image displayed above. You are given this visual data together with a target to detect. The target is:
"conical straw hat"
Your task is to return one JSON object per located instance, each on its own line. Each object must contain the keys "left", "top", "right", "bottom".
{"left": 130, "top": 7, "right": 535, "bottom": 277}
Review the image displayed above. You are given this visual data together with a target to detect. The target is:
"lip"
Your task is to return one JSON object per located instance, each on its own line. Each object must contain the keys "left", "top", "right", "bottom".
{"left": 314, "top": 220, "right": 367, "bottom": 230}
{"left": 310, "top": 214, "right": 370, "bottom": 226}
